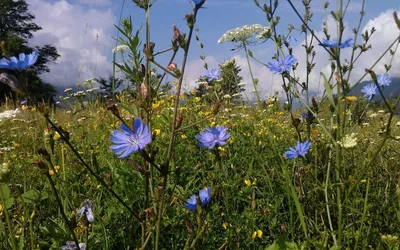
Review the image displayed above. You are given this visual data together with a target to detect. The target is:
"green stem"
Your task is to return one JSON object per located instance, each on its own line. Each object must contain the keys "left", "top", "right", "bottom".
{"left": 242, "top": 42, "right": 260, "bottom": 102}
{"left": 354, "top": 178, "right": 370, "bottom": 249}
{"left": 0, "top": 189, "right": 17, "bottom": 250}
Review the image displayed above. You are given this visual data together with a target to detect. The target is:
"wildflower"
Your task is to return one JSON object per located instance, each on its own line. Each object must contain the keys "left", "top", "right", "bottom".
{"left": 244, "top": 179, "right": 251, "bottom": 187}
{"left": 222, "top": 222, "right": 229, "bottom": 229}
{"left": 185, "top": 187, "right": 212, "bottom": 210}
{"left": 338, "top": 133, "right": 358, "bottom": 149}
{"left": 257, "top": 230, "right": 263, "bottom": 238}
{"left": 0, "top": 50, "right": 38, "bottom": 70}
{"left": 377, "top": 73, "right": 391, "bottom": 88}
{"left": 267, "top": 55, "right": 297, "bottom": 74}
{"left": 199, "top": 187, "right": 211, "bottom": 206}
{"left": 60, "top": 241, "right": 87, "bottom": 250}
{"left": 204, "top": 69, "right": 220, "bottom": 82}
{"left": 154, "top": 129, "right": 161, "bottom": 136}
{"left": 218, "top": 24, "right": 264, "bottom": 44}
{"left": 284, "top": 141, "right": 311, "bottom": 160}
{"left": 196, "top": 126, "right": 230, "bottom": 149}
{"left": 64, "top": 88, "right": 73, "bottom": 93}
{"left": 345, "top": 96, "right": 357, "bottom": 102}
{"left": 77, "top": 199, "right": 95, "bottom": 223}
{"left": 283, "top": 35, "right": 297, "bottom": 47}
{"left": 319, "top": 38, "right": 354, "bottom": 48}
{"left": 112, "top": 45, "right": 129, "bottom": 54}
{"left": 300, "top": 112, "right": 314, "bottom": 120}
{"left": 361, "top": 83, "right": 378, "bottom": 101}
{"left": 184, "top": 195, "right": 197, "bottom": 211}
{"left": 0, "top": 163, "right": 10, "bottom": 182}
{"left": 256, "top": 26, "right": 272, "bottom": 39}
{"left": 252, "top": 231, "right": 257, "bottom": 239}
{"left": 110, "top": 118, "right": 152, "bottom": 158}
{"left": 0, "top": 108, "right": 20, "bottom": 123}
{"left": 192, "top": 0, "right": 206, "bottom": 8}
{"left": 194, "top": 97, "right": 201, "bottom": 103}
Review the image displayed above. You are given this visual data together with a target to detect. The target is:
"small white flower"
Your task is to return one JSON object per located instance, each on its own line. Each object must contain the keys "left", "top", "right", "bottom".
{"left": 112, "top": 45, "right": 129, "bottom": 54}
{"left": 218, "top": 24, "right": 264, "bottom": 44}
{"left": 338, "top": 133, "right": 358, "bottom": 149}
{"left": 237, "top": 82, "right": 247, "bottom": 87}
{"left": 64, "top": 88, "right": 73, "bottom": 93}
{"left": 223, "top": 94, "right": 232, "bottom": 99}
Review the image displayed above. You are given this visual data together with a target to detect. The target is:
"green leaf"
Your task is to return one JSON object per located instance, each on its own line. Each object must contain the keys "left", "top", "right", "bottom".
{"left": 119, "top": 103, "right": 139, "bottom": 118}
{"left": 321, "top": 72, "right": 337, "bottom": 111}
{"left": 0, "top": 184, "right": 10, "bottom": 200}
{"left": 4, "top": 197, "right": 14, "bottom": 209}
{"left": 21, "top": 190, "right": 40, "bottom": 205}
{"left": 265, "top": 234, "right": 298, "bottom": 250}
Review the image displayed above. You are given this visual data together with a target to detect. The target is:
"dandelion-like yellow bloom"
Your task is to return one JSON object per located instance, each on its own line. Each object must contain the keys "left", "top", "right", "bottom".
{"left": 244, "top": 179, "right": 251, "bottom": 187}
{"left": 154, "top": 129, "right": 161, "bottom": 136}
{"left": 49, "top": 169, "right": 55, "bottom": 176}
{"left": 252, "top": 231, "right": 257, "bottom": 239}
{"left": 194, "top": 97, "right": 201, "bottom": 103}
{"left": 257, "top": 230, "right": 263, "bottom": 238}
{"left": 222, "top": 222, "right": 228, "bottom": 229}
{"left": 181, "top": 134, "right": 187, "bottom": 139}
{"left": 345, "top": 96, "right": 357, "bottom": 102}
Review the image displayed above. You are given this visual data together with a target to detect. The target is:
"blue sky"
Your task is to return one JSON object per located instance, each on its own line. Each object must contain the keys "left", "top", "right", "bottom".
{"left": 27, "top": 0, "right": 400, "bottom": 96}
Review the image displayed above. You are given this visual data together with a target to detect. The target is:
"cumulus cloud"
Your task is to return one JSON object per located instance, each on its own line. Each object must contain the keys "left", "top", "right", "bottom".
{"left": 27, "top": 0, "right": 116, "bottom": 89}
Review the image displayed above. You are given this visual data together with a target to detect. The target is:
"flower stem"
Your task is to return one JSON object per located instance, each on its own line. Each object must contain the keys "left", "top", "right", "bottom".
{"left": 242, "top": 42, "right": 260, "bottom": 103}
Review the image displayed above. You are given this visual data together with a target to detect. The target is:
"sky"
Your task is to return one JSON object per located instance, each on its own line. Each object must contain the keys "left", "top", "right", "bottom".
{"left": 25, "top": 0, "right": 400, "bottom": 98}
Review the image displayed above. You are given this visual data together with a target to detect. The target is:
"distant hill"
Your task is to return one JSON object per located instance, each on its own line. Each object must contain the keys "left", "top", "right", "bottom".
{"left": 349, "top": 77, "right": 400, "bottom": 101}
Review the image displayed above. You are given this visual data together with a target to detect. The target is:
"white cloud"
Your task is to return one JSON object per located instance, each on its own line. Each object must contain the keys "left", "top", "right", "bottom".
{"left": 27, "top": 0, "right": 116, "bottom": 89}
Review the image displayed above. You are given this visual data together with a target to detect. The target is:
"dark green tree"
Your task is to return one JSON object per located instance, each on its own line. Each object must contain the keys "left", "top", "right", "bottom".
{"left": 95, "top": 76, "right": 124, "bottom": 95}
{"left": 0, "top": 0, "right": 59, "bottom": 105}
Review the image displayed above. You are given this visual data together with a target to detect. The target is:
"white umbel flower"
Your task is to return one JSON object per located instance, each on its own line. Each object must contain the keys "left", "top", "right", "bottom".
{"left": 338, "top": 133, "right": 358, "bottom": 149}
{"left": 218, "top": 24, "right": 264, "bottom": 44}
{"left": 112, "top": 45, "right": 129, "bottom": 54}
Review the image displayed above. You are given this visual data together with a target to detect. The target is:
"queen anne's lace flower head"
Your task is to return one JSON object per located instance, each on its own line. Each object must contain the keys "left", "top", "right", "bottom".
{"left": 218, "top": 24, "right": 265, "bottom": 44}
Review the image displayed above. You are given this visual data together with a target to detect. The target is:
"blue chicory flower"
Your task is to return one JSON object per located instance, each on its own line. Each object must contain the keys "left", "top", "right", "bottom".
{"left": 361, "top": 83, "right": 378, "bottom": 101}
{"left": 0, "top": 50, "right": 38, "bottom": 70}
{"left": 284, "top": 35, "right": 297, "bottom": 47}
{"left": 300, "top": 112, "right": 314, "bottom": 120}
{"left": 185, "top": 187, "right": 212, "bottom": 211}
{"left": 60, "top": 241, "right": 86, "bottom": 250}
{"left": 204, "top": 68, "right": 220, "bottom": 82}
{"left": 184, "top": 195, "right": 197, "bottom": 211}
{"left": 199, "top": 187, "right": 211, "bottom": 206}
{"left": 377, "top": 73, "right": 391, "bottom": 88}
{"left": 77, "top": 199, "right": 95, "bottom": 223}
{"left": 110, "top": 118, "right": 152, "bottom": 158}
{"left": 319, "top": 38, "right": 354, "bottom": 49}
{"left": 284, "top": 141, "right": 311, "bottom": 160}
{"left": 267, "top": 55, "right": 297, "bottom": 74}
{"left": 196, "top": 126, "right": 230, "bottom": 149}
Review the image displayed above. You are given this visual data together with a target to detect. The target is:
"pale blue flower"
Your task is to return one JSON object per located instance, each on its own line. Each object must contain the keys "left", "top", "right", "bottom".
{"left": 77, "top": 199, "right": 95, "bottom": 223}
{"left": 284, "top": 141, "right": 311, "bottom": 160}
{"left": 377, "top": 73, "right": 391, "bottom": 88}
{"left": 110, "top": 118, "right": 151, "bottom": 158}
{"left": 0, "top": 50, "right": 38, "bottom": 70}
{"left": 267, "top": 55, "right": 297, "bottom": 74}
{"left": 196, "top": 126, "right": 230, "bottom": 149}
{"left": 361, "top": 83, "right": 378, "bottom": 101}
{"left": 199, "top": 187, "right": 211, "bottom": 206}
{"left": 319, "top": 38, "right": 354, "bottom": 48}
{"left": 184, "top": 195, "right": 197, "bottom": 211}
{"left": 204, "top": 69, "right": 220, "bottom": 82}
{"left": 284, "top": 36, "right": 297, "bottom": 47}
{"left": 60, "top": 241, "right": 86, "bottom": 250}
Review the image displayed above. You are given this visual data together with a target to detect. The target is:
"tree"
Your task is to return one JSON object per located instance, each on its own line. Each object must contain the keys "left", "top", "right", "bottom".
{"left": 194, "top": 58, "right": 244, "bottom": 103}
{"left": 95, "top": 76, "right": 124, "bottom": 96}
{"left": 0, "top": 0, "right": 59, "bottom": 105}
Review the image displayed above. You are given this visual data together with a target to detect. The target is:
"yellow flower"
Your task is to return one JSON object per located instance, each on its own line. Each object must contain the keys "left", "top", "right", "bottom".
{"left": 252, "top": 231, "right": 257, "bottom": 239}
{"left": 217, "top": 147, "right": 225, "bottom": 152}
{"left": 49, "top": 169, "right": 55, "bottom": 176}
{"left": 345, "top": 96, "right": 357, "bottom": 102}
{"left": 194, "top": 97, "right": 201, "bottom": 103}
{"left": 244, "top": 179, "right": 251, "bottom": 187}
{"left": 12, "top": 143, "right": 20, "bottom": 148}
{"left": 31, "top": 107, "right": 36, "bottom": 112}
{"left": 222, "top": 222, "right": 228, "bottom": 229}
{"left": 53, "top": 132, "right": 61, "bottom": 140}
{"left": 257, "top": 230, "right": 263, "bottom": 238}
{"left": 181, "top": 134, "right": 187, "bottom": 139}
{"left": 210, "top": 121, "right": 216, "bottom": 126}
{"left": 191, "top": 90, "right": 197, "bottom": 95}
{"left": 154, "top": 129, "right": 161, "bottom": 136}
{"left": 54, "top": 165, "right": 60, "bottom": 173}
{"left": 152, "top": 102, "right": 161, "bottom": 109}
{"left": 21, "top": 105, "right": 28, "bottom": 110}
